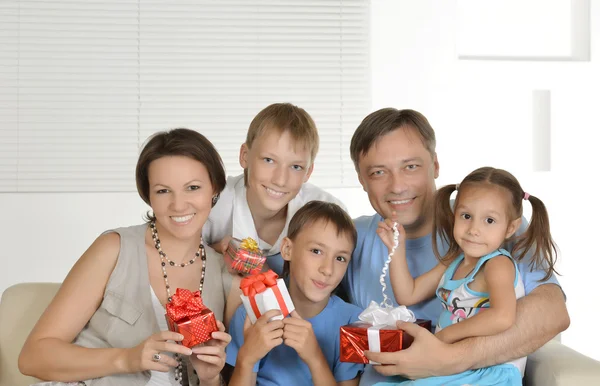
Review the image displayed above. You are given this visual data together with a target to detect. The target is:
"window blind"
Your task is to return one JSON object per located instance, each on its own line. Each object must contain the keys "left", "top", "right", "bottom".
{"left": 0, "top": 0, "right": 370, "bottom": 192}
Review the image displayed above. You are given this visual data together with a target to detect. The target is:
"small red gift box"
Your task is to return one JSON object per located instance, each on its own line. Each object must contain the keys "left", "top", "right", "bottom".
{"left": 165, "top": 288, "right": 218, "bottom": 348}
{"left": 225, "top": 237, "right": 266, "bottom": 275}
{"left": 340, "top": 319, "right": 432, "bottom": 364}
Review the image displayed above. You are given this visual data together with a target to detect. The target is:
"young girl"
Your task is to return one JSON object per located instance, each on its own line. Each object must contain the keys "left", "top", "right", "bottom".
{"left": 225, "top": 201, "right": 364, "bottom": 386}
{"left": 377, "top": 166, "right": 558, "bottom": 385}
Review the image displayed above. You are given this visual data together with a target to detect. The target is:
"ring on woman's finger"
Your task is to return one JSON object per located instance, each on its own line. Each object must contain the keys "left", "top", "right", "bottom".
{"left": 152, "top": 353, "right": 161, "bottom": 362}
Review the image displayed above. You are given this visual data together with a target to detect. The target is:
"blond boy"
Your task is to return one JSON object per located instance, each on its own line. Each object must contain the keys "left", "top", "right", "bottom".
{"left": 204, "top": 103, "right": 346, "bottom": 275}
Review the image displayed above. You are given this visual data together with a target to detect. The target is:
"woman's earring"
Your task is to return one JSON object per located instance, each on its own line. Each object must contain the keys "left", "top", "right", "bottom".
{"left": 211, "top": 194, "right": 219, "bottom": 208}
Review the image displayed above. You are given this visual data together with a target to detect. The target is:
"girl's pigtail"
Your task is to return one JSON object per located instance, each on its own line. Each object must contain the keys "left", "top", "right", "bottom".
{"left": 432, "top": 184, "right": 461, "bottom": 264}
{"left": 513, "top": 194, "right": 558, "bottom": 281}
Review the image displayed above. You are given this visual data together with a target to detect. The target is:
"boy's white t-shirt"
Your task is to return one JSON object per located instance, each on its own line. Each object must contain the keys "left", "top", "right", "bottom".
{"left": 203, "top": 173, "right": 347, "bottom": 257}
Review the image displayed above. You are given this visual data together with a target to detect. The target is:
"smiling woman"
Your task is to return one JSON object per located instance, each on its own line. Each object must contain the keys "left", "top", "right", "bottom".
{"left": 18, "top": 128, "right": 235, "bottom": 386}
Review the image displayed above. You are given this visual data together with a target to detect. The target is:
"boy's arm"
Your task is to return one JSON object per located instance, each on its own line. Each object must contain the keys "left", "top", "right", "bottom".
{"left": 338, "top": 379, "right": 360, "bottom": 386}
{"left": 282, "top": 311, "right": 337, "bottom": 386}
{"left": 306, "top": 352, "right": 338, "bottom": 386}
{"left": 228, "top": 310, "right": 284, "bottom": 386}
{"left": 436, "top": 256, "right": 517, "bottom": 344}
{"left": 228, "top": 363, "right": 258, "bottom": 386}
{"left": 210, "top": 235, "right": 232, "bottom": 254}
{"left": 224, "top": 275, "right": 242, "bottom": 328}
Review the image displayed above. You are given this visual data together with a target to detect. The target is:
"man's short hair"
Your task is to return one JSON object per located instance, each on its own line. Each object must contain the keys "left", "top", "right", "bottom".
{"left": 350, "top": 108, "right": 436, "bottom": 170}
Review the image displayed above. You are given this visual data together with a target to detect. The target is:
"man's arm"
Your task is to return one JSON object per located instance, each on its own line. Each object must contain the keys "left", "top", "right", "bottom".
{"left": 365, "top": 283, "right": 569, "bottom": 379}
{"left": 458, "top": 283, "right": 569, "bottom": 371}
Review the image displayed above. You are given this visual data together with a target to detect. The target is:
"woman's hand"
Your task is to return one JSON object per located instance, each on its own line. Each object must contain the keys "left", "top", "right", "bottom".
{"left": 190, "top": 320, "right": 232, "bottom": 383}
{"left": 119, "top": 330, "right": 192, "bottom": 373}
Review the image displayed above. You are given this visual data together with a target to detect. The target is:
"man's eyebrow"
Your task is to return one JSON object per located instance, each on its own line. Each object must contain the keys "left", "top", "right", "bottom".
{"left": 366, "top": 157, "right": 424, "bottom": 170}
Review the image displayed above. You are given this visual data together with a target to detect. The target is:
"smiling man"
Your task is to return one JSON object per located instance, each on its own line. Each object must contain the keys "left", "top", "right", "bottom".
{"left": 342, "top": 108, "right": 569, "bottom": 385}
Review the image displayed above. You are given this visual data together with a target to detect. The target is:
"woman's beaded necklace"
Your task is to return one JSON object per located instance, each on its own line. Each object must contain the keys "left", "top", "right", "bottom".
{"left": 149, "top": 221, "right": 206, "bottom": 385}
{"left": 150, "top": 221, "right": 206, "bottom": 302}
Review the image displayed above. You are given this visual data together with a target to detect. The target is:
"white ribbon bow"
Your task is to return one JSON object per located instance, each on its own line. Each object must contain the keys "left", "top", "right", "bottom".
{"left": 359, "top": 300, "right": 416, "bottom": 326}
{"left": 358, "top": 301, "right": 416, "bottom": 360}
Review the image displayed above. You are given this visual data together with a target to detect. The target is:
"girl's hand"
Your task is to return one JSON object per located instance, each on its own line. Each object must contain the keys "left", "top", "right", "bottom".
{"left": 190, "top": 320, "right": 232, "bottom": 383}
{"left": 237, "top": 310, "right": 284, "bottom": 366}
{"left": 282, "top": 311, "right": 324, "bottom": 367}
{"left": 376, "top": 211, "right": 406, "bottom": 252}
{"left": 121, "top": 331, "right": 193, "bottom": 373}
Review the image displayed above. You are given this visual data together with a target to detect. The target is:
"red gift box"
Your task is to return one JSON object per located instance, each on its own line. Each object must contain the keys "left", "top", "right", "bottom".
{"left": 340, "top": 319, "right": 432, "bottom": 364}
{"left": 165, "top": 288, "right": 218, "bottom": 348}
{"left": 225, "top": 237, "right": 266, "bottom": 275}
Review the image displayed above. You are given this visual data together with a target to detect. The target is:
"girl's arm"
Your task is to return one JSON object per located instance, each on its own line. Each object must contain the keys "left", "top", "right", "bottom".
{"left": 390, "top": 244, "right": 448, "bottom": 306}
{"left": 378, "top": 218, "right": 447, "bottom": 306}
{"left": 436, "top": 256, "right": 517, "bottom": 344}
{"left": 19, "top": 233, "right": 191, "bottom": 381}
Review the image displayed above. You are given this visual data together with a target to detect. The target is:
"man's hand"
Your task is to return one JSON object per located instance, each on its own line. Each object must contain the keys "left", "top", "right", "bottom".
{"left": 364, "top": 321, "right": 462, "bottom": 380}
{"left": 282, "top": 311, "right": 325, "bottom": 367}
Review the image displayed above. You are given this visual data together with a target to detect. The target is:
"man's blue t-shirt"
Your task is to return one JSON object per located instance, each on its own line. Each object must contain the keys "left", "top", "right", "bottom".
{"left": 343, "top": 213, "right": 562, "bottom": 327}
{"left": 225, "top": 296, "right": 365, "bottom": 385}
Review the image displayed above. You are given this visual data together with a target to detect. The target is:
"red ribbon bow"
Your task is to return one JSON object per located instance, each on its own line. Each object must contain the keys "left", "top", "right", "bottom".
{"left": 240, "top": 270, "right": 279, "bottom": 297}
{"left": 164, "top": 288, "right": 217, "bottom": 347}
{"left": 240, "top": 270, "right": 290, "bottom": 320}
{"left": 166, "top": 288, "right": 206, "bottom": 321}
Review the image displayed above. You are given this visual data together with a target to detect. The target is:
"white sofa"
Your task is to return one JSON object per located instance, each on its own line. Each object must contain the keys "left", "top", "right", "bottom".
{"left": 2, "top": 282, "right": 600, "bottom": 386}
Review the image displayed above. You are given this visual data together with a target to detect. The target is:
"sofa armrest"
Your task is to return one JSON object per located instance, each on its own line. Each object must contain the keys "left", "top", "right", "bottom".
{"left": 525, "top": 340, "right": 600, "bottom": 386}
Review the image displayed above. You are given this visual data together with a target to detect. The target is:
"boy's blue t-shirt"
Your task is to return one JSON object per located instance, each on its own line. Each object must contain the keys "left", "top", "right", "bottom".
{"left": 225, "top": 295, "right": 365, "bottom": 385}
{"left": 343, "top": 213, "right": 562, "bottom": 327}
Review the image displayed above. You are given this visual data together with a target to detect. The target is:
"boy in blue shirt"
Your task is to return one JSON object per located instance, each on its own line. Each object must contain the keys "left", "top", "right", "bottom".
{"left": 343, "top": 108, "right": 569, "bottom": 384}
{"left": 226, "top": 201, "right": 364, "bottom": 386}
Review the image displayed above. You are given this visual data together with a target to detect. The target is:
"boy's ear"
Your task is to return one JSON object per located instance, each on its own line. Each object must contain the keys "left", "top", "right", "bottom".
{"left": 280, "top": 237, "right": 293, "bottom": 262}
{"left": 239, "top": 143, "right": 249, "bottom": 169}
{"left": 303, "top": 163, "right": 314, "bottom": 182}
{"left": 506, "top": 217, "right": 522, "bottom": 239}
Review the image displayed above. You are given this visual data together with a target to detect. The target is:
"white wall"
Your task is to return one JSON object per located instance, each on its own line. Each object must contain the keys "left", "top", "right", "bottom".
{"left": 1, "top": 0, "right": 599, "bottom": 363}
{"left": 0, "top": 188, "right": 372, "bottom": 296}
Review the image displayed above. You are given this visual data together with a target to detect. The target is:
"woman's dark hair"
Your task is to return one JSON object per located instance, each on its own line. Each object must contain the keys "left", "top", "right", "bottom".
{"left": 135, "top": 128, "right": 226, "bottom": 221}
